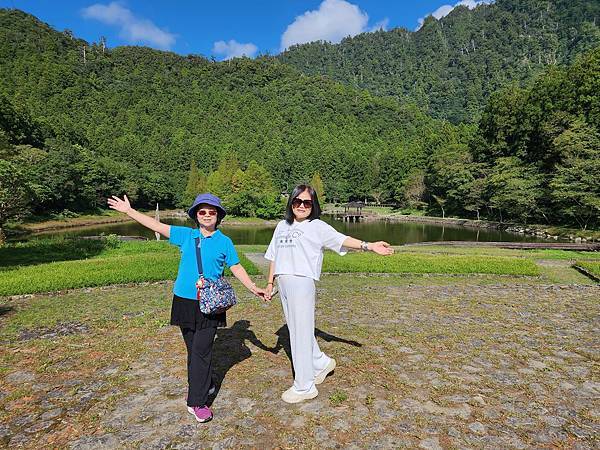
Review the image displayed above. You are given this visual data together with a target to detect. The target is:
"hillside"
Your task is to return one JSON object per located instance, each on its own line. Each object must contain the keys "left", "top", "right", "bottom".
{"left": 0, "top": 8, "right": 597, "bottom": 232}
{"left": 279, "top": 0, "right": 600, "bottom": 123}
{"left": 0, "top": 8, "right": 451, "bottom": 209}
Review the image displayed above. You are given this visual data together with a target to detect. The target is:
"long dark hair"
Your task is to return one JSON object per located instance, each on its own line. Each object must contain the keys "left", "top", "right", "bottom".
{"left": 285, "top": 184, "right": 322, "bottom": 224}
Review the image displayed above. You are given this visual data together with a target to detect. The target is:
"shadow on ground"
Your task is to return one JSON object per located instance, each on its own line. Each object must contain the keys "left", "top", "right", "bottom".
{"left": 210, "top": 320, "right": 363, "bottom": 403}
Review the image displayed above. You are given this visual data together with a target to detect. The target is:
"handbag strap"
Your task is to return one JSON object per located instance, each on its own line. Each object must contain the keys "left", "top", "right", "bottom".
{"left": 194, "top": 237, "right": 203, "bottom": 277}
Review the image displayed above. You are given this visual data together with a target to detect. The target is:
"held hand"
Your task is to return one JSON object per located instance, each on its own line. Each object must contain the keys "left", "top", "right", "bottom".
{"left": 369, "top": 241, "right": 394, "bottom": 256}
{"left": 263, "top": 284, "right": 274, "bottom": 302}
{"left": 107, "top": 195, "right": 132, "bottom": 214}
{"left": 253, "top": 286, "right": 268, "bottom": 301}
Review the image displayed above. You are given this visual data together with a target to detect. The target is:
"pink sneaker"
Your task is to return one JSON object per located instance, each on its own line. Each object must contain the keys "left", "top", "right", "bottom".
{"left": 187, "top": 405, "right": 213, "bottom": 423}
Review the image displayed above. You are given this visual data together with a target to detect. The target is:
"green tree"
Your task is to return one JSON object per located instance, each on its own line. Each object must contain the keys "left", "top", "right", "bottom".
{"left": 431, "top": 194, "right": 447, "bottom": 218}
{"left": 488, "top": 157, "right": 544, "bottom": 224}
{"left": 549, "top": 120, "right": 600, "bottom": 229}
{"left": 227, "top": 161, "right": 280, "bottom": 218}
{"left": 311, "top": 172, "right": 325, "bottom": 203}
{"left": 206, "top": 153, "right": 240, "bottom": 200}
{"left": 181, "top": 159, "right": 202, "bottom": 207}
{"left": 463, "top": 176, "right": 487, "bottom": 221}
{"left": 186, "top": 160, "right": 199, "bottom": 196}
{"left": 0, "top": 159, "right": 29, "bottom": 243}
{"left": 401, "top": 169, "right": 427, "bottom": 210}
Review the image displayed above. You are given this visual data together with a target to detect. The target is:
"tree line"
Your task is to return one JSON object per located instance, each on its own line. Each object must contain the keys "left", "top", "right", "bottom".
{"left": 279, "top": 0, "right": 600, "bottom": 123}
{"left": 0, "top": 8, "right": 598, "bottom": 243}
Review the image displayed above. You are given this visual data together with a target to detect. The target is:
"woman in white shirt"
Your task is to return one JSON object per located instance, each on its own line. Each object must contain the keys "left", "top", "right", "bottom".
{"left": 264, "top": 184, "right": 393, "bottom": 403}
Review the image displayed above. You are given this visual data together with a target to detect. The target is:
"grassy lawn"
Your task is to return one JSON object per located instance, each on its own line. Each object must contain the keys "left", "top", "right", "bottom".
{"left": 2, "top": 239, "right": 598, "bottom": 297}
{"left": 396, "top": 245, "right": 600, "bottom": 260}
{"left": 574, "top": 260, "right": 600, "bottom": 278}
{"left": 0, "top": 239, "right": 259, "bottom": 296}
{"left": 323, "top": 252, "right": 540, "bottom": 276}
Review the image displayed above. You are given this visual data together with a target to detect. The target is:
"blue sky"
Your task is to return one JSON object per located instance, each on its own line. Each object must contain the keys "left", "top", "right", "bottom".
{"left": 1, "top": 1, "right": 493, "bottom": 59}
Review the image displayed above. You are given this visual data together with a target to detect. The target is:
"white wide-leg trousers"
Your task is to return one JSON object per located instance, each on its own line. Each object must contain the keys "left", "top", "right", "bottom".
{"left": 277, "top": 274, "right": 331, "bottom": 394}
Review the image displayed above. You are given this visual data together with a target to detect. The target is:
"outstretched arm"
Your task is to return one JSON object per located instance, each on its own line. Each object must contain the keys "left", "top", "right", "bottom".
{"left": 342, "top": 237, "right": 394, "bottom": 255}
{"left": 107, "top": 195, "right": 170, "bottom": 238}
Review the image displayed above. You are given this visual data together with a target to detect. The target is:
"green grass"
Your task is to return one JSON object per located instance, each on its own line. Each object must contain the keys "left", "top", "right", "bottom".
{"left": 329, "top": 389, "right": 349, "bottom": 406}
{"left": 236, "top": 244, "right": 269, "bottom": 253}
{"left": 0, "top": 237, "right": 109, "bottom": 267}
{"left": 0, "top": 283, "right": 172, "bottom": 339}
{"left": 322, "top": 252, "right": 540, "bottom": 276}
{"left": 9, "top": 238, "right": 594, "bottom": 295}
{"left": 396, "top": 245, "right": 600, "bottom": 260}
{"left": 0, "top": 239, "right": 259, "bottom": 296}
{"left": 574, "top": 261, "right": 600, "bottom": 279}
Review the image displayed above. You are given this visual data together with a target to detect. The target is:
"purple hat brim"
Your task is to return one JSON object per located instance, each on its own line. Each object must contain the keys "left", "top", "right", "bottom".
{"left": 188, "top": 194, "right": 227, "bottom": 220}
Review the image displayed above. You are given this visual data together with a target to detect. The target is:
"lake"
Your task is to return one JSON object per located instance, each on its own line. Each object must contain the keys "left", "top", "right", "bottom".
{"left": 30, "top": 215, "right": 548, "bottom": 245}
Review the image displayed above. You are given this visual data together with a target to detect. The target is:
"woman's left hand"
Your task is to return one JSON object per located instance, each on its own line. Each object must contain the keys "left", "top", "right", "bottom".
{"left": 369, "top": 241, "right": 394, "bottom": 255}
{"left": 253, "top": 286, "right": 268, "bottom": 301}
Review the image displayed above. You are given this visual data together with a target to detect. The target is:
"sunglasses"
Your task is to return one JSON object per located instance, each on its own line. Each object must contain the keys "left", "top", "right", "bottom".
{"left": 197, "top": 209, "right": 217, "bottom": 216}
{"left": 292, "top": 198, "right": 313, "bottom": 209}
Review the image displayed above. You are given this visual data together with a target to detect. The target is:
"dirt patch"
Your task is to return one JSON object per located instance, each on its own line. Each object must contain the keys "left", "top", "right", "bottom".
{"left": 17, "top": 322, "right": 90, "bottom": 341}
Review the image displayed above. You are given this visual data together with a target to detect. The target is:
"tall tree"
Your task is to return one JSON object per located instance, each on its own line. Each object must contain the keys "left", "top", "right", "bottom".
{"left": 549, "top": 120, "right": 600, "bottom": 229}
{"left": 311, "top": 172, "right": 325, "bottom": 203}
{"left": 487, "top": 157, "right": 544, "bottom": 224}
{"left": 0, "top": 160, "right": 29, "bottom": 244}
{"left": 183, "top": 160, "right": 200, "bottom": 206}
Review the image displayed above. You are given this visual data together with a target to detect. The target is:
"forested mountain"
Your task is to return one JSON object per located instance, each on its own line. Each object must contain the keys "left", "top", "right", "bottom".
{"left": 279, "top": 0, "right": 600, "bottom": 123}
{"left": 0, "top": 8, "right": 598, "bottom": 236}
{"left": 0, "top": 9, "right": 455, "bottom": 214}
{"left": 427, "top": 47, "right": 599, "bottom": 228}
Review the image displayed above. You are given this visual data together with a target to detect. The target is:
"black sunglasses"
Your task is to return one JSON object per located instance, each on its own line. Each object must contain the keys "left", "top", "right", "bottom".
{"left": 292, "top": 198, "right": 313, "bottom": 208}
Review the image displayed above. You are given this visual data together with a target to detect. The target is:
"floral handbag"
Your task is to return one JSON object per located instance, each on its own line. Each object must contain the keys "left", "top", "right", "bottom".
{"left": 194, "top": 237, "right": 237, "bottom": 314}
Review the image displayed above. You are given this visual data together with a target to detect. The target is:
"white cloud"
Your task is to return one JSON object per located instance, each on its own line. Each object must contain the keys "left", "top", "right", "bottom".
{"left": 416, "top": 0, "right": 495, "bottom": 30}
{"left": 212, "top": 40, "right": 258, "bottom": 60}
{"left": 82, "top": 2, "right": 176, "bottom": 50}
{"left": 369, "top": 18, "right": 390, "bottom": 32}
{"left": 281, "top": 0, "right": 385, "bottom": 51}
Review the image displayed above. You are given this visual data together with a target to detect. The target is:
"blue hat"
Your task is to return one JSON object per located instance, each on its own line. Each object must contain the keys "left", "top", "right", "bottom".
{"left": 188, "top": 193, "right": 227, "bottom": 221}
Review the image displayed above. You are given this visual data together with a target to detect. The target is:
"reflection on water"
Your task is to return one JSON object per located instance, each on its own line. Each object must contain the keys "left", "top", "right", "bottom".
{"left": 321, "top": 216, "right": 547, "bottom": 244}
{"left": 30, "top": 215, "right": 547, "bottom": 245}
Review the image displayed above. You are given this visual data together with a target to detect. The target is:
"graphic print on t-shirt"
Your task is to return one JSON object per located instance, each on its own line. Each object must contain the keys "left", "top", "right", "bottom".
{"left": 277, "top": 229, "right": 304, "bottom": 249}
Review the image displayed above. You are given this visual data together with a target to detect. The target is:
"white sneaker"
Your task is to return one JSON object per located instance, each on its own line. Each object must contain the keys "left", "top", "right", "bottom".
{"left": 315, "top": 358, "right": 336, "bottom": 385}
{"left": 281, "top": 386, "right": 318, "bottom": 404}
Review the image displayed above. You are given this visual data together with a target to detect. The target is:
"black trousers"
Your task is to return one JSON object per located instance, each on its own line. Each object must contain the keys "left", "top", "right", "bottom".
{"left": 180, "top": 326, "right": 217, "bottom": 407}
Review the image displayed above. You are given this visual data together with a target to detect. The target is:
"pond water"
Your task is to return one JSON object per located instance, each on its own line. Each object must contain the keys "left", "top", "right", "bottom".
{"left": 29, "top": 215, "right": 548, "bottom": 245}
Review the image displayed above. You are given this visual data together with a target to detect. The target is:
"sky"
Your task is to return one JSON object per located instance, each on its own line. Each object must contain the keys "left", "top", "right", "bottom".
{"left": 1, "top": 1, "right": 494, "bottom": 60}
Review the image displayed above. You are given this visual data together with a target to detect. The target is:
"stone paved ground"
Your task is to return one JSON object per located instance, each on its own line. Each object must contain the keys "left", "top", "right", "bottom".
{"left": 1, "top": 274, "right": 599, "bottom": 449}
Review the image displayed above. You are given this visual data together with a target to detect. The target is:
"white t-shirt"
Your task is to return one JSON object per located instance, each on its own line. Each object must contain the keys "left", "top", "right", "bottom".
{"left": 265, "top": 219, "right": 348, "bottom": 280}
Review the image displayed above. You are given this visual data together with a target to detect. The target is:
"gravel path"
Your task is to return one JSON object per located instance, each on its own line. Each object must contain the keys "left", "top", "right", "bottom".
{"left": 1, "top": 278, "right": 598, "bottom": 449}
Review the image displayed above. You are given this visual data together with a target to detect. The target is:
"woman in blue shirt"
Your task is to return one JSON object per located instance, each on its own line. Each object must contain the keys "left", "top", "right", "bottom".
{"left": 108, "top": 193, "right": 265, "bottom": 423}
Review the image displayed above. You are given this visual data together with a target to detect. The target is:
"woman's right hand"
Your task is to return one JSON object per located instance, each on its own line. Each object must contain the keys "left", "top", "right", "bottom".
{"left": 107, "top": 195, "right": 132, "bottom": 214}
{"left": 263, "top": 283, "right": 274, "bottom": 301}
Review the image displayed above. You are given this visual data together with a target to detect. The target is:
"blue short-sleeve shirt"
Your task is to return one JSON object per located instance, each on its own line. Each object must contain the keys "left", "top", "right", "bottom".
{"left": 169, "top": 226, "right": 240, "bottom": 300}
